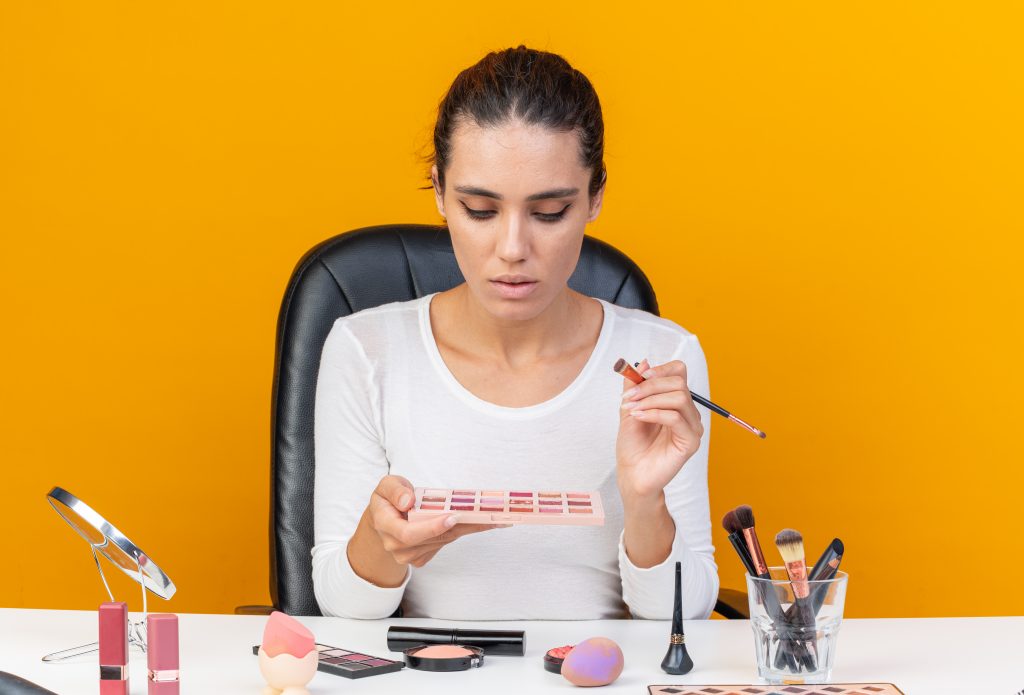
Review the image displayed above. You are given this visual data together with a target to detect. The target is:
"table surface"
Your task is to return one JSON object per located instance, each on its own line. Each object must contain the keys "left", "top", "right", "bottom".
{"left": 1, "top": 609, "right": 1021, "bottom": 694}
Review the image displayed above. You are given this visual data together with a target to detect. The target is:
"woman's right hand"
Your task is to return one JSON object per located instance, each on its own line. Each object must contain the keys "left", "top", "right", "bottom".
{"left": 347, "top": 475, "right": 506, "bottom": 586}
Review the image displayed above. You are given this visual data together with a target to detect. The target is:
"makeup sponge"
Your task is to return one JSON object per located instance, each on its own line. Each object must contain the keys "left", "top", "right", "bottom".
{"left": 261, "top": 611, "right": 315, "bottom": 658}
{"left": 560, "top": 637, "right": 624, "bottom": 687}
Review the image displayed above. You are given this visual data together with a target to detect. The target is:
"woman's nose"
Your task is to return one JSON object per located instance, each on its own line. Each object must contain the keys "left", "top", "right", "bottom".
{"left": 495, "top": 214, "right": 530, "bottom": 263}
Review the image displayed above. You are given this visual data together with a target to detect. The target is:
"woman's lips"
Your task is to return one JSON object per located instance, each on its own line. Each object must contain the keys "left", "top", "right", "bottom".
{"left": 490, "top": 279, "right": 539, "bottom": 299}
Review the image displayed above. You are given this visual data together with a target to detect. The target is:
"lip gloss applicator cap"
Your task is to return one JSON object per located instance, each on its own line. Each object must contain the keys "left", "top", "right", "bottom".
{"left": 660, "top": 562, "right": 694, "bottom": 675}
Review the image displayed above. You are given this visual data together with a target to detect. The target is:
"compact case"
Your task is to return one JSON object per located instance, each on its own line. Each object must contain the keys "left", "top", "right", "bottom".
{"left": 403, "top": 645, "right": 485, "bottom": 672}
{"left": 544, "top": 645, "right": 574, "bottom": 674}
{"left": 406, "top": 488, "right": 604, "bottom": 526}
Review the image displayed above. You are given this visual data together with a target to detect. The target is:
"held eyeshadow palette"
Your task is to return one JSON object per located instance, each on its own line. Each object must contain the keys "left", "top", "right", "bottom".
{"left": 406, "top": 488, "right": 605, "bottom": 526}
{"left": 252, "top": 643, "right": 404, "bottom": 679}
{"left": 647, "top": 685, "right": 905, "bottom": 695}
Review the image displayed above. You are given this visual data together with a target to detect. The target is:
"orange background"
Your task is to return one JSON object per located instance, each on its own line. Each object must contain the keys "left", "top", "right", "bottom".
{"left": 2, "top": 2, "right": 1021, "bottom": 618}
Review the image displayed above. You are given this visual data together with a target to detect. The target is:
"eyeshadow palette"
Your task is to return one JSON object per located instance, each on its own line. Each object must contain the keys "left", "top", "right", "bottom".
{"left": 647, "top": 685, "right": 905, "bottom": 695}
{"left": 406, "top": 488, "right": 605, "bottom": 526}
{"left": 252, "top": 643, "right": 404, "bottom": 679}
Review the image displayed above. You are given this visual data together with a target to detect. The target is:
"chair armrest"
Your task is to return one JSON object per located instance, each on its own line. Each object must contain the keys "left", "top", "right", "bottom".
{"left": 235, "top": 604, "right": 276, "bottom": 615}
{"left": 713, "top": 587, "right": 749, "bottom": 619}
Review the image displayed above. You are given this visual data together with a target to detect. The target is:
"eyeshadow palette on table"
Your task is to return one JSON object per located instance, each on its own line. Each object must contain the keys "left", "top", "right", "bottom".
{"left": 407, "top": 488, "right": 605, "bottom": 525}
{"left": 252, "top": 643, "right": 404, "bottom": 679}
{"left": 647, "top": 685, "right": 905, "bottom": 695}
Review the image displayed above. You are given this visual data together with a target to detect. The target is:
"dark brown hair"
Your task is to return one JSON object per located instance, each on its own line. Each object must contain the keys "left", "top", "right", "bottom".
{"left": 427, "top": 45, "right": 607, "bottom": 198}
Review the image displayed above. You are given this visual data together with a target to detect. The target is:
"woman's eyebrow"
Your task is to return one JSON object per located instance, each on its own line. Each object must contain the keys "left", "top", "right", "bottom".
{"left": 453, "top": 185, "right": 579, "bottom": 201}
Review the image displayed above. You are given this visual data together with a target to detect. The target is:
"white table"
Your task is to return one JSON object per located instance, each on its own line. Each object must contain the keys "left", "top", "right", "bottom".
{"left": 1, "top": 609, "right": 1021, "bottom": 694}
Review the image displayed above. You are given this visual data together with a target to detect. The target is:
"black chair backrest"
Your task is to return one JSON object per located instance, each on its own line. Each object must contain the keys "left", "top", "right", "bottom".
{"left": 271, "top": 224, "right": 658, "bottom": 615}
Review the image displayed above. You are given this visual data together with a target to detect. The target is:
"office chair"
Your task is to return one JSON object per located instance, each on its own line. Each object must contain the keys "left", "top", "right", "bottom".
{"left": 237, "top": 224, "right": 748, "bottom": 620}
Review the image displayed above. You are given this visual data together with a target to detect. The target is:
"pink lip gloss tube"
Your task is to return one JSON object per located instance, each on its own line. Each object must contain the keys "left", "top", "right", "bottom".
{"left": 147, "top": 614, "right": 180, "bottom": 695}
{"left": 99, "top": 602, "right": 129, "bottom": 695}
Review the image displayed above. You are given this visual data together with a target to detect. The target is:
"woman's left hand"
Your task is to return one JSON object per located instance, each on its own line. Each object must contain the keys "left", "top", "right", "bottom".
{"left": 615, "top": 358, "right": 705, "bottom": 501}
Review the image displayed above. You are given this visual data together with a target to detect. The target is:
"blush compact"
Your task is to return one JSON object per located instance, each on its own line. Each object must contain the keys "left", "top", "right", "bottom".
{"left": 544, "top": 644, "right": 574, "bottom": 674}
{"left": 403, "top": 644, "right": 485, "bottom": 672}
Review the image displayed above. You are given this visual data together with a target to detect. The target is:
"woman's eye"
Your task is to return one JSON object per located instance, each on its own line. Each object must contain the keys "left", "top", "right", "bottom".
{"left": 535, "top": 204, "right": 571, "bottom": 223}
{"left": 462, "top": 204, "right": 496, "bottom": 220}
{"left": 459, "top": 202, "right": 572, "bottom": 222}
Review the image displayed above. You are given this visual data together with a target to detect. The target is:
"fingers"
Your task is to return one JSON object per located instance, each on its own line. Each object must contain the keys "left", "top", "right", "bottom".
{"left": 623, "top": 386, "right": 703, "bottom": 435}
{"left": 375, "top": 474, "right": 416, "bottom": 512}
{"left": 377, "top": 510, "right": 461, "bottom": 547}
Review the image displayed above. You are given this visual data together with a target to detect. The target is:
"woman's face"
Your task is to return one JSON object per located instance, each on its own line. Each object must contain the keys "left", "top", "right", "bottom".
{"left": 432, "top": 119, "right": 604, "bottom": 322}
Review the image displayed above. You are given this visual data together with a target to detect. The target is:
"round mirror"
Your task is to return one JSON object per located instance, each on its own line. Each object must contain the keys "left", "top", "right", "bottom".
{"left": 46, "top": 486, "right": 176, "bottom": 600}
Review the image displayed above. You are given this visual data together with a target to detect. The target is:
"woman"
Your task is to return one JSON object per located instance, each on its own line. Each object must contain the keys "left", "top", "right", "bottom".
{"left": 312, "top": 46, "right": 718, "bottom": 620}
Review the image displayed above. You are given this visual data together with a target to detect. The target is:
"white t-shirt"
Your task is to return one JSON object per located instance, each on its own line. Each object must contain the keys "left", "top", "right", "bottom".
{"left": 311, "top": 293, "right": 718, "bottom": 620}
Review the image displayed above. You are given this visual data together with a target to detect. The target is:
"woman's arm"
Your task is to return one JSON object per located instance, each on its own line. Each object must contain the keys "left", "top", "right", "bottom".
{"left": 312, "top": 321, "right": 409, "bottom": 619}
{"left": 616, "top": 335, "right": 719, "bottom": 619}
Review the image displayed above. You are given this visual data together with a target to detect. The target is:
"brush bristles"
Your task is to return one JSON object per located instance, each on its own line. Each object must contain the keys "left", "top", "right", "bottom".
{"left": 831, "top": 538, "right": 845, "bottom": 556}
{"left": 613, "top": 358, "right": 628, "bottom": 374}
{"left": 775, "top": 528, "right": 805, "bottom": 564}
{"left": 722, "top": 510, "right": 743, "bottom": 535}
{"left": 734, "top": 505, "right": 755, "bottom": 530}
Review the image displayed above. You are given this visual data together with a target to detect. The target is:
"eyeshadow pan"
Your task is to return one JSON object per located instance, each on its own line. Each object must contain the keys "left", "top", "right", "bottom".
{"left": 406, "top": 488, "right": 604, "bottom": 527}
{"left": 255, "top": 643, "right": 404, "bottom": 680}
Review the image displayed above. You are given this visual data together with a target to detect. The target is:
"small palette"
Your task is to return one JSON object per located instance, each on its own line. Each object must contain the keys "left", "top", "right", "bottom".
{"left": 406, "top": 489, "right": 605, "bottom": 526}
{"left": 647, "top": 685, "right": 905, "bottom": 695}
{"left": 252, "top": 642, "right": 404, "bottom": 679}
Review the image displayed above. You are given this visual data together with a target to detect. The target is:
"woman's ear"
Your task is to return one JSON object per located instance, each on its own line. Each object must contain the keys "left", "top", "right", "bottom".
{"left": 586, "top": 170, "right": 606, "bottom": 222}
{"left": 431, "top": 165, "right": 446, "bottom": 219}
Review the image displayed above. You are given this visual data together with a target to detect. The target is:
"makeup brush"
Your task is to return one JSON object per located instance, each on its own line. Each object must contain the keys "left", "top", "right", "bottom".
{"left": 734, "top": 505, "right": 809, "bottom": 672}
{"left": 721, "top": 510, "right": 756, "bottom": 575}
{"left": 726, "top": 507, "right": 803, "bottom": 671}
{"left": 782, "top": 537, "right": 845, "bottom": 626}
{"left": 660, "top": 562, "right": 694, "bottom": 675}
{"left": 775, "top": 529, "right": 819, "bottom": 670}
{"left": 614, "top": 358, "right": 766, "bottom": 439}
{"left": 808, "top": 538, "right": 844, "bottom": 615}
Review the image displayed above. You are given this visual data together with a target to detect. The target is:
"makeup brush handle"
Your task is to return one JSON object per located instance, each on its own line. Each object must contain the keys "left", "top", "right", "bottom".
{"left": 727, "top": 533, "right": 757, "bottom": 575}
{"left": 689, "top": 392, "right": 731, "bottom": 418}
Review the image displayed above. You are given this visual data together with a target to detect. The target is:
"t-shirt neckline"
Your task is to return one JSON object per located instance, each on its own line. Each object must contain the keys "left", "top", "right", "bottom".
{"left": 418, "top": 292, "right": 614, "bottom": 419}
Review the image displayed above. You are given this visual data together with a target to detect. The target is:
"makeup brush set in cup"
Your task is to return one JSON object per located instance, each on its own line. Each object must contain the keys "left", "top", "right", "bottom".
{"left": 722, "top": 504, "right": 848, "bottom": 685}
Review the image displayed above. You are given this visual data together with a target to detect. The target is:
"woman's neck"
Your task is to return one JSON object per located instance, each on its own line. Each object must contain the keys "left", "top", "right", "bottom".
{"left": 437, "top": 285, "right": 597, "bottom": 369}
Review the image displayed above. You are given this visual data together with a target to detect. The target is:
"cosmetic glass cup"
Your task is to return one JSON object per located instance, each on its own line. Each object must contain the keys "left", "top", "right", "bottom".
{"left": 745, "top": 568, "right": 848, "bottom": 685}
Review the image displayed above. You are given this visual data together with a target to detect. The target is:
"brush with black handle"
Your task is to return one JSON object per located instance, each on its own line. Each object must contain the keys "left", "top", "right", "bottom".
{"left": 729, "top": 506, "right": 808, "bottom": 672}
{"left": 723, "top": 510, "right": 799, "bottom": 671}
{"left": 783, "top": 537, "right": 844, "bottom": 624}
{"left": 775, "top": 529, "right": 820, "bottom": 672}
